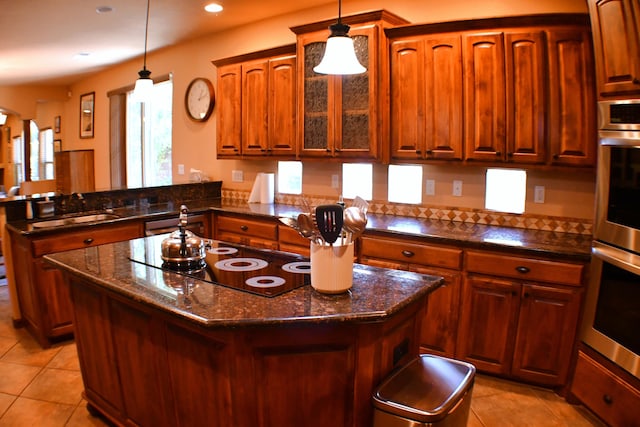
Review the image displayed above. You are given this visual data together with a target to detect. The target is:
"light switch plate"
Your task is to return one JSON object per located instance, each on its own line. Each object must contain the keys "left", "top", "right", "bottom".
{"left": 232, "top": 170, "right": 243, "bottom": 182}
{"left": 534, "top": 186, "right": 545, "bottom": 203}
{"left": 426, "top": 179, "right": 435, "bottom": 196}
{"left": 331, "top": 175, "right": 339, "bottom": 189}
{"left": 452, "top": 180, "right": 463, "bottom": 197}
{"left": 177, "top": 164, "right": 185, "bottom": 175}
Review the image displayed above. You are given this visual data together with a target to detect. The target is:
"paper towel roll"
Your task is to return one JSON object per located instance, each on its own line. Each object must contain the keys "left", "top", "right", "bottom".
{"left": 260, "top": 173, "right": 274, "bottom": 204}
{"left": 248, "top": 173, "right": 275, "bottom": 204}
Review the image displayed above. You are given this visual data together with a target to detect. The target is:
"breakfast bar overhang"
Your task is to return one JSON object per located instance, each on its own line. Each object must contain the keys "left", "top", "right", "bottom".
{"left": 44, "top": 235, "right": 442, "bottom": 427}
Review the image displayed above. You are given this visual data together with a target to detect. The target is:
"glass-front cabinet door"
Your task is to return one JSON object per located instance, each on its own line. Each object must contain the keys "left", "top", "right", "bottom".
{"left": 292, "top": 11, "right": 409, "bottom": 161}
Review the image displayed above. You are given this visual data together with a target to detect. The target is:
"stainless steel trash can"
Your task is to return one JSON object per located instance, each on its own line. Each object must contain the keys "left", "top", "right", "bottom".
{"left": 372, "top": 355, "right": 476, "bottom": 427}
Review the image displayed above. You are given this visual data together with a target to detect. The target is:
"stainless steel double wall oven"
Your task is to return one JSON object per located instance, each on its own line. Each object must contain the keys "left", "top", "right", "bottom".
{"left": 582, "top": 99, "right": 640, "bottom": 380}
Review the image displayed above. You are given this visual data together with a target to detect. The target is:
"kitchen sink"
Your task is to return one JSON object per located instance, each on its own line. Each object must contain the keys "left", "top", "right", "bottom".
{"left": 31, "top": 214, "right": 120, "bottom": 229}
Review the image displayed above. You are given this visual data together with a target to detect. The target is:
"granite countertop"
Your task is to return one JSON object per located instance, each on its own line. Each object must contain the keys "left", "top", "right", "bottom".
{"left": 44, "top": 236, "right": 442, "bottom": 328}
{"left": 210, "top": 202, "right": 593, "bottom": 261}
{"left": 8, "top": 198, "right": 592, "bottom": 261}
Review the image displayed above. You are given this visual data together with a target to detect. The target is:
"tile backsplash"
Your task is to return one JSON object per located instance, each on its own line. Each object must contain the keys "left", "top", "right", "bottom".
{"left": 222, "top": 189, "right": 593, "bottom": 235}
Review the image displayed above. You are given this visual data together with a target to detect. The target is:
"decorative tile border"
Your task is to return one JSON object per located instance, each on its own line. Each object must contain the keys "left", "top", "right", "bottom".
{"left": 221, "top": 189, "right": 593, "bottom": 235}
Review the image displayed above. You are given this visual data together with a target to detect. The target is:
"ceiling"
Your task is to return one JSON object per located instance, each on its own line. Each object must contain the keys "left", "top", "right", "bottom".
{"left": 0, "top": 0, "right": 334, "bottom": 86}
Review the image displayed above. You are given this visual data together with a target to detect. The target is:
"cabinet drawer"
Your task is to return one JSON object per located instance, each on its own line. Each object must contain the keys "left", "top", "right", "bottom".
{"left": 360, "top": 237, "right": 462, "bottom": 270}
{"left": 278, "top": 225, "right": 310, "bottom": 247}
{"left": 465, "top": 250, "right": 584, "bottom": 286}
{"left": 216, "top": 215, "right": 277, "bottom": 241}
{"left": 572, "top": 350, "right": 640, "bottom": 427}
{"left": 31, "top": 222, "right": 142, "bottom": 257}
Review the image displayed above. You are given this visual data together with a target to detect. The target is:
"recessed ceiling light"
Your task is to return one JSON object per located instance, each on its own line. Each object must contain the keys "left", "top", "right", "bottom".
{"left": 96, "top": 6, "right": 113, "bottom": 14}
{"left": 204, "top": 3, "right": 223, "bottom": 13}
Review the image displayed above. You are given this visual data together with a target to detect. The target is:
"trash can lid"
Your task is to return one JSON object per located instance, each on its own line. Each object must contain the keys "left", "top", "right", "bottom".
{"left": 372, "top": 355, "right": 476, "bottom": 423}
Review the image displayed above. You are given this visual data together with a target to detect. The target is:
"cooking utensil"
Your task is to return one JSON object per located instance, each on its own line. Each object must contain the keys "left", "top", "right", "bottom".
{"left": 314, "top": 204, "right": 344, "bottom": 245}
{"left": 353, "top": 196, "right": 369, "bottom": 215}
{"left": 278, "top": 217, "right": 299, "bottom": 231}
{"left": 297, "top": 212, "right": 321, "bottom": 244}
{"left": 343, "top": 206, "right": 367, "bottom": 243}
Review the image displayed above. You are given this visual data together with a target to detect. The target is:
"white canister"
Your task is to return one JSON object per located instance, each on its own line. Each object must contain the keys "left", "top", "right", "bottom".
{"left": 310, "top": 241, "right": 354, "bottom": 294}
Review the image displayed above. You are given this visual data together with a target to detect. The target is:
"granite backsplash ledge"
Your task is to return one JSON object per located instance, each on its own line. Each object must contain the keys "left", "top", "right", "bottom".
{"left": 4, "top": 181, "right": 222, "bottom": 221}
{"left": 222, "top": 188, "right": 593, "bottom": 236}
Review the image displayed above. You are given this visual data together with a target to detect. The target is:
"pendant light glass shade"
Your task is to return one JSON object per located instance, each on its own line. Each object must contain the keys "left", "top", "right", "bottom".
{"left": 0, "top": 112, "right": 7, "bottom": 126}
{"left": 133, "top": 68, "right": 153, "bottom": 103}
{"left": 133, "top": 0, "right": 153, "bottom": 103}
{"left": 313, "top": 1, "right": 366, "bottom": 75}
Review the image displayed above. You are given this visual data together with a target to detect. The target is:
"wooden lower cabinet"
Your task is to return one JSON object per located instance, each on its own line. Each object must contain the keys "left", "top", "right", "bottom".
{"left": 8, "top": 220, "right": 142, "bottom": 347}
{"left": 68, "top": 274, "right": 425, "bottom": 427}
{"left": 359, "top": 235, "right": 463, "bottom": 358}
{"left": 359, "top": 234, "right": 587, "bottom": 389}
{"left": 570, "top": 346, "right": 640, "bottom": 427}
{"left": 213, "top": 213, "right": 278, "bottom": 249}
{"left": 278, "top": 224, "right": 311, "bottom": 256}
{"left": 458, "top": 250, "right": 585, "bottom": 388}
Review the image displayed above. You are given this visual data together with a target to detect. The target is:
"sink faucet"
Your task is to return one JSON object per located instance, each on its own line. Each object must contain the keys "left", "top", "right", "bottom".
{"left": 72, "top": 192, "right": 86, "bottom": 212}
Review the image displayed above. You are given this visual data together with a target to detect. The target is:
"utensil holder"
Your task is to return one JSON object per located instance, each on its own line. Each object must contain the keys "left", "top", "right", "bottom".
{"left": 310, "top": 241, "right": 354, "bottom": 294}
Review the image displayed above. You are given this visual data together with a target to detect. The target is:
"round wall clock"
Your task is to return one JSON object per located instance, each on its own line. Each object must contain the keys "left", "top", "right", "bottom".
{"left": 185, "top": 77, "right": 215, "bottom": 122}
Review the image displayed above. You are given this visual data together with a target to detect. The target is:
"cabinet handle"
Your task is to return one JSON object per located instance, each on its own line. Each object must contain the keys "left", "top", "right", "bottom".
{"left": 603, "top": 394, "right": 613, "bottom": 405}
{"left": 507, "top": 152, "right": 514, "bottom": 157}
{"left": 523, "top": 292, "right": 529, "bottom": 298}
{"left": 633, "top": 78, "right": 640, "bottom": 85}
{"left": 401, "top": 250, "right": 415, "bottom": 258}
{"left": 83, "top": 238, "right": 94, "bottom": 245}
{"left": 416, "top": 149, "right": 422, "bottom": 154}
{"left": 515, "top": 266, "right": 530, "bottom": 274}
{"left": 553, "top": 154, "right": 559, "bottom": 159}
{"left": 495, "top": 151, "right": 502, "bottom": 156}
{"left": 240, "top": 225, "right": 248, "bottom": 231}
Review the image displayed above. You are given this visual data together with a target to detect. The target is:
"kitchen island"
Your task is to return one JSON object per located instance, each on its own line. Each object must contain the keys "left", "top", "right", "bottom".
{"left": 44, "top": 234, "right": 442, "bottom": 427}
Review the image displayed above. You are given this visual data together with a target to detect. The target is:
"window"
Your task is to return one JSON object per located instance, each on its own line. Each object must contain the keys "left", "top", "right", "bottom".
{"left": 28, "top": 120, "right": 39, "bottom": 180}
{"left": 388, "top": 164, "right": 422, "bottom": 204}
{"left": 277, "top": 161, "right": 302, "bottom": 194}
{"left": 485, "top": 168, "right": 526, "bottom": 214}
{"left": 342, "top": 163, "right": 372, "bottom": 200}
{"left": 126, "top": 80, "right": 173, "bottom": 188}
{"left": 39, "top": 128, "right": 55, "bottom": 180}
{"left": 13, "top": 135, "right": 24, "bottom": 187}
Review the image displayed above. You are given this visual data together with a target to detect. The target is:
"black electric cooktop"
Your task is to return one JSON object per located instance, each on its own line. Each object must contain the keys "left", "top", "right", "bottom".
{"left": 128, "top": 234, "right": 311, "bottom": 297}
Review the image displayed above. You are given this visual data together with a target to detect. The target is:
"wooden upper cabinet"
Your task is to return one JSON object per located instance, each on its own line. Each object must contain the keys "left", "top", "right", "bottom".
{"left": 213, "top": 45, "right": 297, "bottom": 159}
{"left": 547, "top": 28, "right": 597, "bottom": 167}
{"left": 292, "top": 11, "right": 409, "bottom": 161}
{"left": 242, "top": 60, "right": 269, "bottom": 155}
{"left": 216, "top": 64, "right": 242, "bottom": 156}
{"left": 390, "top": 35, "right": 463, "bottom": 161}
{"left": 588, "top": 0, "right": 640, "bottom": 97}
{"left": 268, "top": 56, "right": 297, "bottom": 156}
{"left": 463, "top": 32, "right": 506, "bottom": 162}
{"left": 242, "top": 55, "right": 297, "bottom": 156}
{"left": 505, "top": 31, "right": 547, "bottom": 164}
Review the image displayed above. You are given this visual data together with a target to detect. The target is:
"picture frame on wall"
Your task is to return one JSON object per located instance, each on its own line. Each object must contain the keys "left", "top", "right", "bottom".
{"left": 54, "top": 115, "right": 61, "bottom": 133}
{"left": 80, "top": 92, "right": 95, "bottom": 139}
{"left": 54, "top": 139, "right": 62, "bottom": 152}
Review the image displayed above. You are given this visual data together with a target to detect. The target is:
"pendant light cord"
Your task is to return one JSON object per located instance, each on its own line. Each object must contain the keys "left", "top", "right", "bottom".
{"left": 337, "top": 0, "right": 342, "bottom": 24}
{"left": 142, "top": 0, "right": 150, "bottom": 70}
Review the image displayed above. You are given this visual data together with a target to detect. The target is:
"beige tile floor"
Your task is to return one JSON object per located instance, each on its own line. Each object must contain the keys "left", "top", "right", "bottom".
{"left": 0, "top": 282, "right": 606, "bottom": 426}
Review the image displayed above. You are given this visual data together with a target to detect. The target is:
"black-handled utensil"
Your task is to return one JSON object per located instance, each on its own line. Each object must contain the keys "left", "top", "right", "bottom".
{"left": 314, "top": 204, "right": 344, "bottom": 245}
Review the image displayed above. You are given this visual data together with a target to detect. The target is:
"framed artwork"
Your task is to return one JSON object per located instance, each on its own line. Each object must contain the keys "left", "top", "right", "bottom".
{"left": 54, "top": 115, "right": 61, "bottom": 133}
{"left": 80, "top": 92, "right": 95, "bottom": 139}
{"left": 54, "top": 139, "right": 62, "bottom": 152}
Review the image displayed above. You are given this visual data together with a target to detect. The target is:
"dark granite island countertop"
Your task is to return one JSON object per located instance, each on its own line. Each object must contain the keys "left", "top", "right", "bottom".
{"left": 44, "top": 236, "right": 441, "bottom": 427}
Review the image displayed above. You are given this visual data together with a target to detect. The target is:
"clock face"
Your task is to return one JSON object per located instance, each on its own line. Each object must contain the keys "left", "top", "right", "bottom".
{"left": 186, "top": 78, "right": 214, "bottom": 121}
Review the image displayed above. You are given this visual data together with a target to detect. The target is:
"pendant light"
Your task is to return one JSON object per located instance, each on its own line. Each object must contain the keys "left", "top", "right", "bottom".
{"left": 313, "top": 0, "right": 366, "bottom": 75}
{"left": 0, "top": 112, "right": 7, "bottom": 126}
{"left": 132, "top": 0, "right": 153, "bottom": 103}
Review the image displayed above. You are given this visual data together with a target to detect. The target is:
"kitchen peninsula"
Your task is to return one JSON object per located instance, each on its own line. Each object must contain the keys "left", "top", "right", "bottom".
{"left": 44, "top": 234, "right": 442, "bottom": 427}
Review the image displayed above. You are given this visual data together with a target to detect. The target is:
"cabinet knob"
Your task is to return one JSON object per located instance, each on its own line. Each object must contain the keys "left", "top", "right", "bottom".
{"left": 425, "top": 150, "right": 433, "bottom": 155}
{"left": 240, "top": 225, "right": 248, "bottom": 231}
{"left": 515, "top": 266, "right": 530, "bottom": 274}
{"left": 83, "top": 238, "right": 94, "bottom": 245}
{"left": 603, "top": 394, "right": 613, "bottom": 405}
{"left": 495, "top": 151, "right": 502, "bottom": 156}
{"left": 553, "top": 154, "right": 559, "bottom": 159}
{"left": 401, "top": 250, "right": 415, "bottom": 258}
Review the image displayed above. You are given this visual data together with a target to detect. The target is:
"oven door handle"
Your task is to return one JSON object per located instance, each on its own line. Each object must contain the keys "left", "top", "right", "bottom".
{"left": 592, "top": 241, "right": 640, "bottom": 276}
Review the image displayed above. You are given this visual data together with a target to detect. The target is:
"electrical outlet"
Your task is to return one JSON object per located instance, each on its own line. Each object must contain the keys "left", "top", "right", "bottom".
{"left": 534, "top": 186, "right": 545, "bottom": 203}
{"left": 177, "top": 164, "right": 185, "bottom": 175}
{"left": 331, "top": 174, "right": 339, "bottom": 189}
{"left": 426, "top": 179, "right": 435, "bottom": 196}
{"left": 232, "top": 170, "right": 243, "bottom": 182}
{"left": 452, "top": 180, "right": 463, "bottom": 197}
